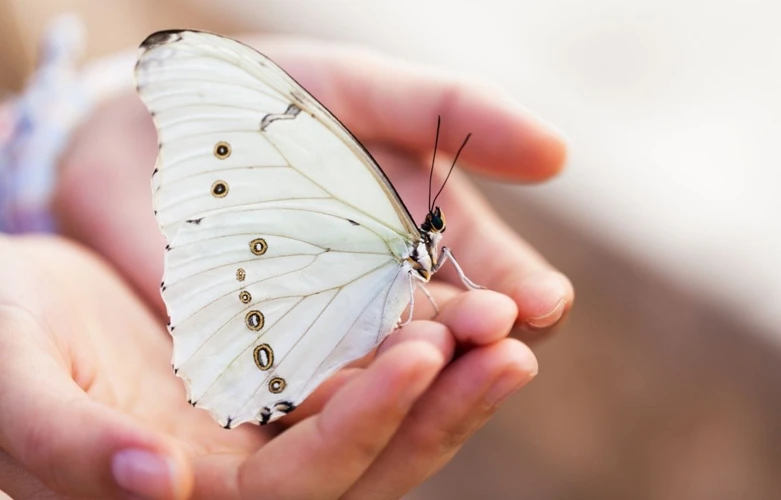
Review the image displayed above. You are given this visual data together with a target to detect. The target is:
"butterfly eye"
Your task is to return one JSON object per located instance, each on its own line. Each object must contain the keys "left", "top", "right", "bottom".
{"left": 430, "top": 208, "right": 446, "bottom": 232}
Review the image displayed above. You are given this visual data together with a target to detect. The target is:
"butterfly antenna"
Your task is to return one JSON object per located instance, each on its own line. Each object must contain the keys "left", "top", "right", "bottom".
{"left": 431, "top": 132, "right": 471, "bottom": 209}
{"left": 428, "top": 115, "right": 442, "bottom": 213}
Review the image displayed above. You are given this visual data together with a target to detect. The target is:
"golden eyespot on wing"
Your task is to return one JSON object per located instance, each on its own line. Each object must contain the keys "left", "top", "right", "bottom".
{"left": 268, "top": 377, "right": 286, "bottom": 394}
{"left": 249, "top": 238, "right": 268, "bottom": 256}
{"left": 211, "top": 180, "right": 229, "bottom": 198}
{"left": 245, "top": 310, "right": 264, "bottom": 331}
{"left": 253, "top": 344, "right": 274, "bottom": 371}
{"left": 214, "top": 141, "right": 231, "bottom": 159}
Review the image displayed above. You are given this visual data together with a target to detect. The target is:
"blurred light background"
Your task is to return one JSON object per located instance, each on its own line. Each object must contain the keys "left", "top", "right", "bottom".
{"left": 2, "top": 1, "right": 780, "bottom": 499}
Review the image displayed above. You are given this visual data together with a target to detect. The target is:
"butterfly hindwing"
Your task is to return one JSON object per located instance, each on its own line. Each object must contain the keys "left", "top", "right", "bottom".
{"left": 167, "top": 209, "right": 410, "bottom": 426}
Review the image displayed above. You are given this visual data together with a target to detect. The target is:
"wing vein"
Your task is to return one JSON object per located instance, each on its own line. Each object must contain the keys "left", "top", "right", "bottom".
{"left": 171, "top": 255, "right": 319, "bottom": 334}
{"left": 260, "top": 132, "right": 412, "bottom": 239}
{"left": 230, "top": 261, "right": 397, "bottom": 415}
{"left": 298, "top": 272, "right": 398, "bottom": 394}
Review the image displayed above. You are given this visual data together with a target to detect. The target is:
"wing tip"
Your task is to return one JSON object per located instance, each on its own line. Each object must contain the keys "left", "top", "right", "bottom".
{"left": 140, "top": 29, "right": 186, "bottom": 49}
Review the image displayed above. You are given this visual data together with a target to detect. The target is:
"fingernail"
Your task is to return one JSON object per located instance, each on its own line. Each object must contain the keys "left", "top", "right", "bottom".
{"left": 525, "top": 298, "right": 567, "bottom": 329}
{"left": 511, "top": 270, "right": 572, "bottom": 330}
{"left": 112, "top": 449, "right": 176, "bottom": 499}
{"left": 485, "top": 371, "right": 535, "bottom": 407}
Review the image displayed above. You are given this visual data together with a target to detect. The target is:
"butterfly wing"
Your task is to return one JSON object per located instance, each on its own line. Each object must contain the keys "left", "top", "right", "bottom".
{"left": 135, "top": 30, "right": 417, "bottom": 427}
{"left": 137, "top": 30, "right": 418, "bottom": 241}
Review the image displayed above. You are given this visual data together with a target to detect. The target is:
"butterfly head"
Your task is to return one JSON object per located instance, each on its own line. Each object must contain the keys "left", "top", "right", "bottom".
{"left": 422, "top": 207, "right": 446, "bottom": 234}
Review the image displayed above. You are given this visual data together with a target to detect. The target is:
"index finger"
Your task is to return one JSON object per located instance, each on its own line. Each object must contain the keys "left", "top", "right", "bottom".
{"left": 256, "top": 37, "right": 568, "bottom": 182}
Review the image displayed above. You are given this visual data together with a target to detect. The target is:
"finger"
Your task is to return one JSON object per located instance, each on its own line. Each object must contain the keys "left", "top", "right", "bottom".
{"left": 54, "top": 94, "right": 165, "bottom": 315}
{"left": 278, "top": 305, "right": 459, "bottom": 425}
{"left": 231, "top": 340, "right": 445, "bottom": 499}
{"left": 279, "top": 290, "right": 516, "bottom": 481}
{"left": 380, "top": 289, "right": 518, "bottom": 354}
{"left": 344, "top": 338, "right": 537, "bottom": 500}
{"left": 444, "top": 178, "right": 574, "bottom": 333}
{"left": 367, "top": 147, "right": 575, "bottom": 336}
{"left": 274, "top": 368, "right": 361, "bottom": 426}
{"left": 426, "top": 289, "right": 519, "bottom": 346}
{"left": 255, "top": 37, "right": 568, "bottom": 182}
{"left": 405, "top": 280, "right": 461, "bottom": 321}
{"left": 0, "top": 306, "right": 192, "bottom": 500}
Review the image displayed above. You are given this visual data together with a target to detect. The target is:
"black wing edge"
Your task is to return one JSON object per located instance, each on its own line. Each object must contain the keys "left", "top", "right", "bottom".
{"left": 271, "top": 61, "right": 419, "bottom": 232}
{"left": 139, "top": 29, "right": 188, "bottom": 49}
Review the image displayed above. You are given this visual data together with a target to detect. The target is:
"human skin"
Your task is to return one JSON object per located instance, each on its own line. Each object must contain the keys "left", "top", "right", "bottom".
{"left": 0, "top": 37, "right": 573, "bottom": 499}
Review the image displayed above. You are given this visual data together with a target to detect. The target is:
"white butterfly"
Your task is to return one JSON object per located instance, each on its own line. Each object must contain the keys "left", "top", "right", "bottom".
{"left": 135, "top": 30, "right": 482, "bottom": 428}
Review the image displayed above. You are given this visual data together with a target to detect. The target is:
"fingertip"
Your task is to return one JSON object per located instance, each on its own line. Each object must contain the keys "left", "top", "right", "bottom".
{"left": 436, "top": 289, "right": 519, "bottom": 345}
{"left": 500, "top": 338, "right": 539, "bottom": 378}
{"left": 525, "top": 126, "right": 569, "bottom": 182}
{"left": 100, "top": 414, "right": 193, "bottom": 500}
{"left": 385, "top": 338, "right": 447, "bottom": 376}
{"left": 507, "top": 270, "right": 573, "bottom": 330}
{"left": 111, "top": 445, "right": 192, "bottom": 500}
{"left": 457, "top": 94, "right": 569, "bottom": 182}
{"left": 373, "top": 340, "right": 446, "bottom": 411}
{"left": 484, "top": 339, "right": 539, "bottom": 406}
{"left": 506, "top": 101, "right": 569, "bottom": 182}
{"left": 378, "top": 320, "right": 455, "bottom": 362}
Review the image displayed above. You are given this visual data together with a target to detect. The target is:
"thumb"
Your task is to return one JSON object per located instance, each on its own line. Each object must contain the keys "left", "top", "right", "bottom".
{"left": 0, "top": 306, "right": 192, "bottom": 499}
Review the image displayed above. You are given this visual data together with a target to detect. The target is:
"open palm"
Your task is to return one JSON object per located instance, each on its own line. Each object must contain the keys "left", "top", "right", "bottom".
{"left": 0, "top": 37, "right": 572, "bottom": 499}
{"left": 1, "top": 235, "right": 530, "bottom": 499}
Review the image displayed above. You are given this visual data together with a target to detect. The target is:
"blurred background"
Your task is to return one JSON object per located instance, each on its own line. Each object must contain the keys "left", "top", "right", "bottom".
{"left": 2, "top": 1, "right": 780, "bottom": 498}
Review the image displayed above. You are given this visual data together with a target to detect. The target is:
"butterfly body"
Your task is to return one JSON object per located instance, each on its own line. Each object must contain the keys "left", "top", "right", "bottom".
{"left": 136, "top": 30, "right": 479, "bottom": 428}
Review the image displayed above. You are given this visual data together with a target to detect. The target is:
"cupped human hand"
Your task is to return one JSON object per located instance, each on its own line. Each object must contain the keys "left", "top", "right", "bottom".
{"left": 0, "top": 235, "right": 536, "bottom": 499}
{"left": 54, "top": 36, "right": 574, "bottom": 342}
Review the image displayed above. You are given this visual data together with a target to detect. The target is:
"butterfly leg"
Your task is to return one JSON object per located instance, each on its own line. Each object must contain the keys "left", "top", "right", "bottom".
{"left": 434, "top": 247, "right": 485, "bottom": 290}
{"left": 398, "top": 273, "right": 440, "bottom": 328}
{"left": 398, "top": 276, "right": 417, "bottom": 328}
{"left": 416, "top": 281, "right": 439, "bottom": 315}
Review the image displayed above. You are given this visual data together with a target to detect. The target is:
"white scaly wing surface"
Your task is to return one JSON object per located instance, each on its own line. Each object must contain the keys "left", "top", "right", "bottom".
{"left": 135, "top": 30, "right": 417, "bottom": 427}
